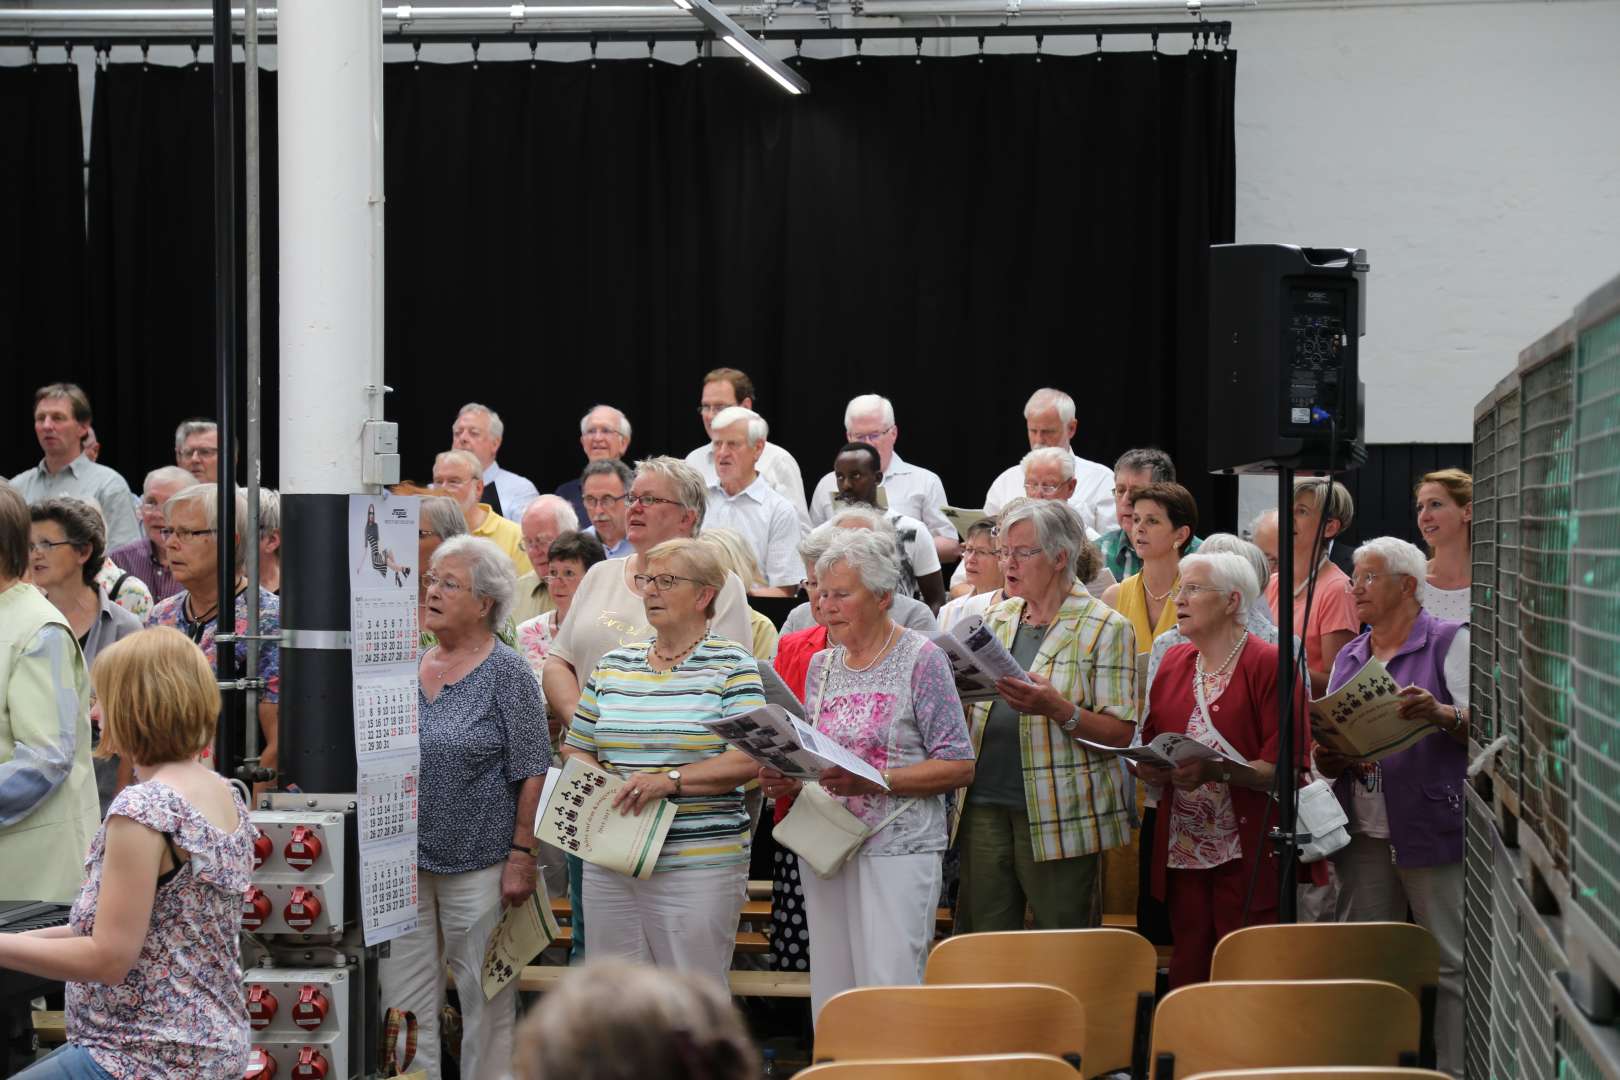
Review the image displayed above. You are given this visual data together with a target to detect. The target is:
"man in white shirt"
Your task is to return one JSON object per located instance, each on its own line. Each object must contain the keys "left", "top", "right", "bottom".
{"left": 684, "top": 368, "right": 810, "bottom": 528}
{"left": 579, "top": 459, "right": 633, "bottom": 559}
{"left": 981, "top": 388, "right": 1116, "bottom": 535}
{"left": 702, "top": 407, "right": 802, "bottom": 595}
{"left": 11, "top": 383, "right": 140, "bottom": 549}
{"left": 827, "top": 443, "right": 946, "bottom": 612}
{"left": 808, "top": 393, "right": 959, "bottom": 563}
{"left": 452, "top": 402, "right": 539, "bottom": 521}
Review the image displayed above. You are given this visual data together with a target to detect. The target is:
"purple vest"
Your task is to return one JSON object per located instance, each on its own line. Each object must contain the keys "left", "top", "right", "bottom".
{"left": 1328, "top": 609, "right": 1466, "bottom": 868}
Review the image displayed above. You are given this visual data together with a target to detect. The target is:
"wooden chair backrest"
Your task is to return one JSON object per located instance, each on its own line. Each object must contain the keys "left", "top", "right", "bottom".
{"left": 814, "top": 984, "right": 1085, "bottom": 1068}
{"left": 796, "top": 1054, "right": 1084, "bottom": 1079}
{"left": 926, "top": 929, "right": 1155, "bottom": 1076}
{"left": 1149, "top": 979, "right": 1419, "bottom": 1079}
{"left": 1184, "top": 1069, "right": 1451, "bottom": 1080}
{"left": 1209, "top": 922, "right": 1440, "bottom": 998}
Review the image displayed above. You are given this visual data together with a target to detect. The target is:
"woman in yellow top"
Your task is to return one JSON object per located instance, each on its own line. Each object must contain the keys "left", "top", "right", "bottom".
{"left": 1102, "top": 481, "right": 1199, "bottom": 654}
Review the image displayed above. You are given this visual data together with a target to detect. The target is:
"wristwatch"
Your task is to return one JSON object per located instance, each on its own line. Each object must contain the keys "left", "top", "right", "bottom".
{"left": 1060, "top": 705, "right": 1082, "bottom": 733}
{"left": 668, "top": 769, "right": 683, "bottom": 796}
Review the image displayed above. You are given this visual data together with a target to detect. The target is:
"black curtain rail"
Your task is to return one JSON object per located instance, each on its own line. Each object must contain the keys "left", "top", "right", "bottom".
{"left": 0, "top": 20, "right": 1231, "bottom": 51}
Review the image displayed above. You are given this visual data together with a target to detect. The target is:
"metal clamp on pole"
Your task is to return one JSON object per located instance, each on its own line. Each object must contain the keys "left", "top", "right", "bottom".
{"left": 220, "top": 677, "right": 270, "bottom": 693}
{"left": 214, "top": 632, "right": 289, "bottom": 645}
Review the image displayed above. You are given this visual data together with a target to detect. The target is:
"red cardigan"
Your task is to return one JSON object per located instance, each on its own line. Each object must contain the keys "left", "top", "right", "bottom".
{"left": 1141, "top": 636, "right": 1322, "bottom": 905}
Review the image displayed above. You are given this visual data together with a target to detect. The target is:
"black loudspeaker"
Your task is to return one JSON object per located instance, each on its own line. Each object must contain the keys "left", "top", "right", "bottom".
{"left": 1207, "top": 244, "right": 1368, "bottom": 475}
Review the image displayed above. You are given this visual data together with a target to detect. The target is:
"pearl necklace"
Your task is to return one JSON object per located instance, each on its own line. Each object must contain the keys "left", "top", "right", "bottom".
{"left": 842, "top": 622, "right": 899, "bottom": 673}
{"left": 1196, "top": 632, "right": 1247, "bottom": 684}
{"left": 1144, "top": 571, "right": 1180, "bottom": 603}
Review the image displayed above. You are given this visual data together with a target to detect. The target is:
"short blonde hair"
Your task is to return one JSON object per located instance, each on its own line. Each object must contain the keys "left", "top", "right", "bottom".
{"left": 92, "top": 628, "right": 220, "bottom": 766}
{"left": 513, "top": 960, "right": 757, "bottom": 1080}
{"left": 644, "top": 538, "right": 726, "bottom": 618}
{"left": 697, "top": 527, "right": 766, "bottom": 590}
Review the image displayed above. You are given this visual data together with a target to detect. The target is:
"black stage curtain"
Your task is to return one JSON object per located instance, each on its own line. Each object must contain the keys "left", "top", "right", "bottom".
{"left": 79, "top": 51, "right": 1235, "bottom": 524}
{"left": 1, "top": 64, "right": 85, "bottom": 469}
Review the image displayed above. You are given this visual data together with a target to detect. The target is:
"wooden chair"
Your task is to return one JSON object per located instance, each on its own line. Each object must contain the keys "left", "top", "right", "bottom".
{"left": 796, "top": 1053, "right": 1084, "bottom": 1079}
{"left": 1148, "top": 980, "right": 1420, "bottom": 1080}
{"left": 926, "top": 929, "right": 1156, "bottom": 1079}
{"left": 814, "top": 984, "right": 1086, "bottom": 1071}
{"left": 1184, "top": 1070, "right": 1450, "bottom": 1080}
{"left": 1209, "top": 922, "right": 1441, "bottom": 1069}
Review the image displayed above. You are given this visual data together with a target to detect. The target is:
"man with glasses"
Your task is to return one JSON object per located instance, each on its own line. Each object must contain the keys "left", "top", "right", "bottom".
{"left": 174, "top": 418, "right": 222, "bottom": 483}
{"left": 684, "top": 367, "right": 811, "bottom": 528}
{"left": 703, "top": 407, "right": 803, "bottom": 596}
{"left": 144, "top": 483, "right": 282, "bottom": 778}
{"left": 107, "top": 465, "right": 193, "bottom": 603}
{"left": 808, "top": 393, "right": 959, "bottom": 563}
{"left": 10, "top": 383, "right": 140, "bottom": 549}
{"left": 981, "top": 388, "right": 1116, "bottom": 536}
{"left": 555, "top": 405, "right": 633, "bottom": 525}
{"left": 513, "top": 495, "right": 580, "bottom": 625}
{"left": 433, "top": 449, "right": 532, "bottom": 576}
{"left": 452, "top": 402, "right": 538, "bottom": 521}
{"left": 580, "top": 459, "right": 634, "bottom": 559}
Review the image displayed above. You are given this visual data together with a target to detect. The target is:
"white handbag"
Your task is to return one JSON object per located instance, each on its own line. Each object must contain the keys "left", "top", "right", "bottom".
{"left": 773, "top": 653, "right": 912, "bottom": 879}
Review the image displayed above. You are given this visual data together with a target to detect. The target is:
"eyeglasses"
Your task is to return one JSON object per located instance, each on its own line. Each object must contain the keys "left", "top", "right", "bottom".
{"left": 633, "top": 573, "right": 701, "bottom": 593}
{"left": 963, "top": 546, "right": 1001, "bottom": 560}
{"left": 159, "top": 526, "right": 217, "bottom": 543}
{"left": 1000, "top": 546, "right": 1046, "bottom": 565}
{"left": 1345, "top": 572, "right": 1402, "bottom": 592}
{"left": 418, "top": 530, "right": 435, "bottom": 539}
{"left": 847, "top": 426, "right": 893, "bottom": 444}
{"left": 547, "top": 567, "right": 581, "bottom": 583}
{"left": 434, "top": 476, "right": 474, "bottom": 488}
{"left": 1023, "top": 482, "right": 1067, "bottom": 497}
{"left": 179, "top": 446, "right": 219, "bottom": 461}
{"left": 28, "top": 539, "right": 78, "bottom": 554}
{"left": 422, "top": 573, "right": 468, "bottom": 594}
{"left": 140, "top": 496, "right": 164, "bottom": 509}
{"left": 1172, "top": 582, "right": 1226, "bottom": 600}
{"left": 522, "top": 534, "right": 558, "bottom": 551}
{"left": 624, "top": 494, "right": 679, "bottom": 509}
{"left": 582, "top": 495, "right": 627, "bottom": 510}
{"left": 583, "top": 426, "right": 622, "bottom": 439}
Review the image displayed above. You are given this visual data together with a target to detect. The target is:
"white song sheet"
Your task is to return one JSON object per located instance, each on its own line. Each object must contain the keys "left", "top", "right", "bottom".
{"left": 928, "top": 616, "right": 1032, "bottom": 703}
{"left": 698, "top": 705, "right": 889, "bottom": 789}
{"left": 348, "top": 494, "right": 422, "bottom": 946}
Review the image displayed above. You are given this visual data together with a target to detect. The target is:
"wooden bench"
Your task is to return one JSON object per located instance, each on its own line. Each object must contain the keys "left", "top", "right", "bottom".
{"left": 518, "top": 964, "right": 812, "bottom": 999}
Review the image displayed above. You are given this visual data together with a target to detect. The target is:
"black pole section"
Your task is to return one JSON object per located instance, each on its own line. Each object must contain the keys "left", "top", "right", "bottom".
{"left": 1272, "top": 466, "right": 1299, "bottom": 921}
{"left": 211, "top": 0, "right": 245, "bottom": 779}
{"left": 278, "top": 494, "right": 358, "bottom": 794}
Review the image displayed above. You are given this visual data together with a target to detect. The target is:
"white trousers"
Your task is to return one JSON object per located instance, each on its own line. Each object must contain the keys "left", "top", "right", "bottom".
{"left": 379, "top": 863, "right": 515, "bottom": 1080}
{"left": 582, "top": 861, "right": 747, "bottom": 988}
{"left": 799, "top": 852, "right": 942, "bottom": 1025}
{"left": 1332, "top": 834, "right": 1464, "bottom": 1078}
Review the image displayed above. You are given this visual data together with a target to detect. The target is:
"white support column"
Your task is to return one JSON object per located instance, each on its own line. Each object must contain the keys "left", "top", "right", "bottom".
{"left": 278, "top": 0, "right": 385, "bottom": 494}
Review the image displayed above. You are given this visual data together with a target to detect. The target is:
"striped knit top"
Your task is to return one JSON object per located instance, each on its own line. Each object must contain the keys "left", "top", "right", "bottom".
{"left": 566, "top": 635, "right": 766, "bottom": 873}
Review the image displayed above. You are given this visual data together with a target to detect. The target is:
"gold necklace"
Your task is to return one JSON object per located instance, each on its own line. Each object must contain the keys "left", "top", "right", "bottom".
{"left": 1144, "top": 570, "right": 1180, "bottom": 603}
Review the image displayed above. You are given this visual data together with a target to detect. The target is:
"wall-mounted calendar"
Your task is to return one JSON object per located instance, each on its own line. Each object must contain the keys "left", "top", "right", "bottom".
{"left": 348, "top": 495, "right": 422, "bottom": 946}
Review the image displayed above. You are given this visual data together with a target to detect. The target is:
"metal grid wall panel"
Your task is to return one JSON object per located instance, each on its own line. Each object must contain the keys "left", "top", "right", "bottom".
{"left": 1518, "top": 345, "right": 1577, "bottom": 872}
{"left": 1514, "top": 875, "right": 1567, "bottom": 1080}
{"left": 1490, "top": 823, "right": 1523, "bottom": 1079}
{"left": 1573, "top": 277, "right": 1620, "bottom": 963}
{"left": 1465, "top": 786, "right": 1497, "bottom": 1080}
{"left": 1496, "top": 392, "right": 1524, "bottom": 793}
{"left": 1474, "top": 391, "right": 1504, "bottom": 750}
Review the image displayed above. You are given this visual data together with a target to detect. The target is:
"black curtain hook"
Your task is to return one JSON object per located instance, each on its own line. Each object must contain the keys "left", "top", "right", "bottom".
{"left": 29, "top": 41, "right": 38, "bottom": 67}
{"left": 914, "top": 35, "right": 922, "bottom": 64}
{"left": 647, "top": 38, "right": 656, "bottom": 67}
{"left": 977, "top": 34, "right": 984, "bottom": 63}
{"left": 1095, "top": 31, "right": 1103, "bottom": 62}
{"left": 65, "top": 41, "right": 74, "bottom": 63}
{"left": 1151, "top": 31, "right": 1159, "bottom": 56}
{"left": 471, "top": 37, "right": 480, "bottom": 68}
{"left": 191, "top": 40, "right": 201, "bottom": 66}
{"left": 412, "top": 40, "right": 421, "bottom": 69}
{"left": 529, "top": 37, "right": 538, "bottom": 67}
{"left": 854, "top": 35, "right": 862, "bottom": 65}
{"left": 1035, "top": 33, "right": 1043, "bottom": 61}
{"left": 589, "top": 37, "right": 598, "bottom": 68}
{"left": 141, "top": 40, "right": 150, "bottom": 68}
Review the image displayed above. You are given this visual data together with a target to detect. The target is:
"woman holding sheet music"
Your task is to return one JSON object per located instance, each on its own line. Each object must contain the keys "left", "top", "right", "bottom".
{"left": 562, "top": 538, "right": 766, "bottom": 987}
{"left": 757, "top": 528, "right": 973, "bottom": 1021}
{"left": 1312, "top": 536, "right": 1469, "bottom": 1076}
{"left": 1139, "top": 551, "right": 1310, "bottom": 989}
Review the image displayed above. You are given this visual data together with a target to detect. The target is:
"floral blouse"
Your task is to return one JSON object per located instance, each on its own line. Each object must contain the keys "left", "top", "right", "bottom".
{"left": 517, "top": 610, "right": 560, "bottom": 682}
{"left": 66, "top": 781, "right": 259, "bottom": 1078}
{"left": 1166, "top": 664, "right": 1244, "bottom": 871}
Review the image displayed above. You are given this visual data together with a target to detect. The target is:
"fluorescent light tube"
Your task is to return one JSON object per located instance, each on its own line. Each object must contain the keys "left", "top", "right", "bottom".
{"left": 721, "top": 33, "right": 805, "bottom": 94}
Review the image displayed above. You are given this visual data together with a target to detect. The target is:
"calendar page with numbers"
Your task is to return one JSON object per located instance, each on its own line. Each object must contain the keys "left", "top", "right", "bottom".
{"left": 349, "top": 494, "right": 422, "bottom": 945}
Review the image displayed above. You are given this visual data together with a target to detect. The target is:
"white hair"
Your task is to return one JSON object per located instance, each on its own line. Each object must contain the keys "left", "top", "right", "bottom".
{"left": 817, "top": 527, "right": 903, "bottom": 599}
{"left": 143, "top": 465, "right": 194, "bottom": 495}
{"left": 1247, "top": 508, "right": 1278, "bottom": 538}
{"left": 709, "top": 406, "right": 768, "bottom": 448}
{"left": 825, "top": 504, "right": 900, "bottom": 544}
{"left": 434, "top": 448, "right": 483, "bottom": 478}
{"left": 420, "top": 495, "right": 469, "bottom": 541}
{"left": 432, "top": 535, "right": 518, "bottom": 631}
{"left": 1024, "top": 388, "right": 1076, "bottom": 427}
{"left": 799, "top": 524, "right": 838, "bottom": 566}
{"left": 1182, "top": 550, "right": 1262, "bottom": 614}
{"left": 523, "top": 493, "right": 579, "bottom": 533}
{"left": 457, "top": 402, "right": 504, "bottom": 439}
{"left": 1196, "top": 533, "right": 1269, "bottom": 597}
{"left": 843, "top": 393, "right": 895, "bottom": 431}
{"left": 1021, "top": 446, "right": 1075, "bottom": 481}
{"left": 1353, "top": 536, "right": 1428, "bottom": 584}
{"left": 173, "top": 418, "right": 217, "bottom": 454}
{"left": 580, "top": 405, "right": 632, "bottom": 439}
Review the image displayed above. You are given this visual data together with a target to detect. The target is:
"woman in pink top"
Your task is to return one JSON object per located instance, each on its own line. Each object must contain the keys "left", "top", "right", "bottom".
{"left": 1, "top": 628, "right": 257, "bottom": 1079}
{"left": 1264, "top": 477, "right": 1361, "bottom": 695}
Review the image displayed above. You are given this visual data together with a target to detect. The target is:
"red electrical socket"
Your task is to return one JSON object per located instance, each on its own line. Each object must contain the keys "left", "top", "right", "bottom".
{"left": 284, "top": 886, "right": 322, "bottom": 932}
{"left": 244, "top": 1046, "right": 277, "bottom": 1078}
{"left": 252, "top": 833, "right": 274, "bottom": 870}
{"left": 292, "top": 984, "right": 329, "bottom": 1031}
{"left": 284, "top": 825, "right": 322, "bottom": 872}
{"left": 290, "top": 1046, "right": 329, "bottom": 1079}
{"left": 246, "top": 984, "right": 278, "bottom": 1030}
{"left": 242, "top": 886, "right": 272, "bottom": 932}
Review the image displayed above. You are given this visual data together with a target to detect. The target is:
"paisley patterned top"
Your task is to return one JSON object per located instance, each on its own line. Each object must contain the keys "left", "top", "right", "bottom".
{"left": 66, "top": 780, "right": 259, "bottom": 1079}
{"left": 1167, "top": 665, "right": 1243, "bottom": 871}
{"left": 802, "top": 629, "right": 973, "bottom": 857}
